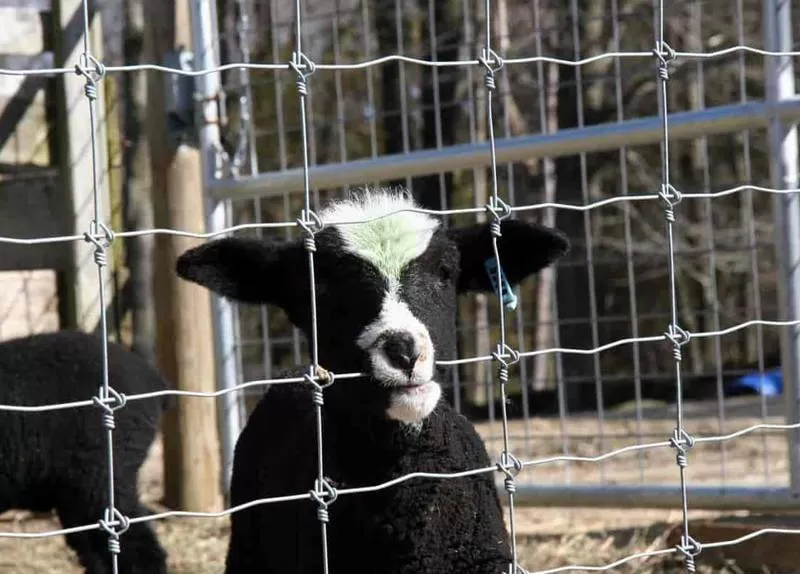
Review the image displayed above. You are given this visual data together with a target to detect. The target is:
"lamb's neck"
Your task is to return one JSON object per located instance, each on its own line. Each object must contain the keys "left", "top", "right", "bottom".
{"left": 336, "top": 408, "right": 442, "bottom": 454}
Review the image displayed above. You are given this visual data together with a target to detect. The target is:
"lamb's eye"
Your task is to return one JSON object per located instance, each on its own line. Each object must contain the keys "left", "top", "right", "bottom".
{"left": 437, "top": 263, "right": 453, "bottom": 283}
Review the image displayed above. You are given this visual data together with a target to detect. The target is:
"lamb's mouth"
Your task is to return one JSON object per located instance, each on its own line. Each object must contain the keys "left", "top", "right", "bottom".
{"left": 394, "top": 381, "right": 435, "bottom": 394}
{"left": 385, "top": 380, "right": 442, "bottom": 423}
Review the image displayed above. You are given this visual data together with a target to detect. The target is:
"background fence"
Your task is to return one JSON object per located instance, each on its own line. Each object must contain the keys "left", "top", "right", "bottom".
{"left": 2, "top": 0, "right": 800, "bottom": 572}
{"left": 206, "top": 0, "right": 800, "bottom": 510}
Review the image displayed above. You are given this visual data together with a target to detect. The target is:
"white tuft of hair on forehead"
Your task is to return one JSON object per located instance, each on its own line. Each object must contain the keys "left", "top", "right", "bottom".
{"left": 320, "top": 189, "right": 441, "bottom": 287}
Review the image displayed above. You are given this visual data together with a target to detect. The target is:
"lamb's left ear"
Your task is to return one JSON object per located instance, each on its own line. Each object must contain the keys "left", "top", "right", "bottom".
{"left": 447, "top": 218, "right": 570, "bottom": 294}
{"left": 175, "top": 236, "right": 306, "bottom": 307}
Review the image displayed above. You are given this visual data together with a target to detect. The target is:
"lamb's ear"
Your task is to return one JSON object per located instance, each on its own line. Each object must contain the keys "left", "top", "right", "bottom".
{"left": 176, "top": 236, "right": 305, "bottom": 306}
{"left": 448, "top": 219, "right": 570, "bottom": 294}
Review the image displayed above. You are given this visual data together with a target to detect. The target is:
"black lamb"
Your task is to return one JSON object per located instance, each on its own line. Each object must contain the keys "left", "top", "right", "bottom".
{"left": 176, "top": 188, "right": 570, "bottom": 574}
{"left": 0, "top": 329, "right": 169, "bottom": 574}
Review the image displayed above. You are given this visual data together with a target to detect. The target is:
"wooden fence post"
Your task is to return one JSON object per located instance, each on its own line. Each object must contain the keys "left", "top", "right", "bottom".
{"left": 144, "top": 0, "right": 223, "bottom": 512}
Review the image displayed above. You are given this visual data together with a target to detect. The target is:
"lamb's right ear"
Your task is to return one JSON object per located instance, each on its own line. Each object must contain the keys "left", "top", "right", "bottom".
{"left": 176, "top": 236, "right": 305, "bottom": 306}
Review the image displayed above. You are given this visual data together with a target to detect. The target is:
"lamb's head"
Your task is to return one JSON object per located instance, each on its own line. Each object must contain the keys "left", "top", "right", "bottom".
{"left": 176, "top": 188, "right": 569, "bottom": 425}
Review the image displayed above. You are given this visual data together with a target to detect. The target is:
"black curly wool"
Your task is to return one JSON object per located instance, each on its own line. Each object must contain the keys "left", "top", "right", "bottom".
{"left": 224, "top": 378, "right": 511, "bottom": 574}
{"left": 0, "top": 330, "right": 169, "bottom": 574}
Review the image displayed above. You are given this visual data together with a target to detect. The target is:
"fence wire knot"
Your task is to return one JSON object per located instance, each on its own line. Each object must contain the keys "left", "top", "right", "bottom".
{"left": 92, "top": 386, "right": 127, "bottom": 430}
{"left": 486, "top": 197, "right": 512, "bottom": 237}
{"left": 497, "top": 451, "right": 523, "bottom": 494}
{"left": 493, "top": 344, "right": 520, "bottom": 386}
{"left": 297, "top": 209, "right": 323, "bottom": 252}
{"left": 653, "top": 41, "right": 676, "bottom": 81}
{"left": 304, "top": 365, "right": 335, "bottom": 407}
{"left": 479, "top": 48, "right": 504, "bottom": 91}
{"left": 669, "top": 428, "right": 695, "bottom": 469}
{"left": 74, "top": 53, "right": 106, "bottom": 101}
{"left": 310, "top": 478, "right": 338, "bottom": 524}
{"left": 675, "top": 535, "right": 702, "bottom": 573}
{"left": 492, "top": 344, "right": 520, "bottom": 371}
{"left": 83, "top": 221, "right": 115, "bottom": 267}
{"left": 98, "top": 507, "right": 130, "bottom": 555}
{"left": 289, "top": 51, "right": 316, "bottom": 96}
{"left": 664, "top": 323, "right": 691, "bottom": 362}
{"left": 659, "top": 183, "right": 682, "bottom": 223}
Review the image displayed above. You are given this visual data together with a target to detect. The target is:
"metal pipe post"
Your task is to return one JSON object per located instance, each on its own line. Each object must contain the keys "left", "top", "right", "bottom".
{"left": 189, "top": 0, "right": 243, "bottom": 496}
{"left": 512, "top": 484, "right": 800, "bottom": 511}
{"left": 764, "top": 0, "right": 800, "bottom": 497}
{"left": 207, "top": 98, "right": 800, "bottom": 201}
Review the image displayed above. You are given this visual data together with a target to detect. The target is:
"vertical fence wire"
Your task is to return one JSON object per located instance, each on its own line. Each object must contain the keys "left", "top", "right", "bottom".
{"left": 481, "top": 0, "right": 522, "bottom": 570}
{"left": 493, "top": 0, "right": 533, "bottom": 457}
{"left": 290, "top": 1, "right": 333, "bottom": 572}
{"left": 394, "top": 0, "right": 413, "bottom": 193}
{"left": 654, "top": 0, "right": 699, "bottom": 571}
{"left": 611, "top": 0, "right": 646, "bottom": 482}
{"left": 360, "top": 0, "right": 379, "bottom": 186}
{"left": 231, "top": 0, "right": 274, "bottom": 396}
{"left": 73, "top": 0, "right": 127, "bottom": 569}
{"left": 530, "top": 0, "right": 572, "bottom": 487}
{"left": 737, "top": 0, "right": 771, "bottom": 481}
{"left": 569, "top": 0, "right": 607, "bottom": 484}
{"left": 692, "top": 3, "right": 729, "bottom": 489}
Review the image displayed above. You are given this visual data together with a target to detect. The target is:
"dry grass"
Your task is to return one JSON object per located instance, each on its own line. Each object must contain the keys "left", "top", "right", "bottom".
{"left": 0, "top": 395, "right": 791, "bottom": 573}
{"left": 0, "top": 510, "right": 757, "bottom": 573}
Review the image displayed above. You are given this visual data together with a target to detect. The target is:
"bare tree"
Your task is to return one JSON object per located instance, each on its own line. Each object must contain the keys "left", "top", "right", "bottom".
{"left": 122, "top": 0, "right": 155, "bottom": 365}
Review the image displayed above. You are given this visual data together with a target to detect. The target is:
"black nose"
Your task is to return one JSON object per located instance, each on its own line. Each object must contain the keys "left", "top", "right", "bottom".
{"left": 382, "top": 333, "right": 420, "bottom": 374}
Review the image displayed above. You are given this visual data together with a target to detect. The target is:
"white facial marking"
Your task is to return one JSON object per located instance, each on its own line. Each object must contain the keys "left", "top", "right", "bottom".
{"left": 326, "top": 189, "right": 442, "bottom": 424}
{"left": 321, "top": 189, "right": 441, "bottom": 283}
{"left": 356, "top": 293, "right": 436, "bottom": 383}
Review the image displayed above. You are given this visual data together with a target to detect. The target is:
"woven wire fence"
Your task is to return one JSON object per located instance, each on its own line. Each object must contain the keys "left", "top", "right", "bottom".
{"left": 2, "top": 0, "right": 800, "bottom": 572}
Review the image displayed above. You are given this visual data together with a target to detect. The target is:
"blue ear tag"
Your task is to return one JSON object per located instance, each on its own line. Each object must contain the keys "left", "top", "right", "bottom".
{"left": 484, "top": 258, "right": 518, "bottom": 311}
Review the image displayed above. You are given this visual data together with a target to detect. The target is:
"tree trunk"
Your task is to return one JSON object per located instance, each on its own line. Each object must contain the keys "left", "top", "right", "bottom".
{"left": 144, "top": 0, "right": 223, "bottom": 513}
{"left": 122, "top": 0, "right": 155, "bottom": 366}
{"left": 552, "top": 0, "right": 593, "bottom": 412}
{"left": 532, "top": 58, "right": 559, "bottom": 391}
{"left": 414, "top": 0, "right": 461, "bottom": 211}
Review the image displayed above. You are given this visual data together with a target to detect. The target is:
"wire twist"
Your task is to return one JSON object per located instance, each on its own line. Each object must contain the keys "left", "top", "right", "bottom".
{"left": 675, "top": 535, "right": 702, "bottom": 573}
{"left": 497, "top": 451, "right": 523, "bottom": 494}
{"left": 297, "top": 210, "right": 323, "bottom": 253}
{"left": 653, "top": 41, "right": 676, "bottom": 81}
{"left": 492, "top": 344, "right": 520, "bottom": 376}
{"left": 479, "top": 47, "right": 504, "bottom": 93}
{"left": 98, "top": 508, "right": 130, "bottom": 555}
{"left": 309, "top": 478, "right": 338, "bottom": 524}
{"left": 289, "top": 51, "right": 316, "bottom": 97}
{"left": 83, "top": 221, "right": 115, "bottom": 268}
{"left": 669, "top": 428, "right": 696, "bottom": 470}
{"left": 91, "top": 387, "right": 127, "bottom": 431}
{"left": 659, "top": 184, "right": 683, "bottom": 223}
{"left": 664, "top": 324, "right": 691, "bottom": 363}
{"left": 74, "top": 53, "right": 105, "bottom": 102}
{"left": 303, "top": 366, "right": 334, "bottom": 402}
{"left": 486, "top": 196, "right": 512, "bottom": 238}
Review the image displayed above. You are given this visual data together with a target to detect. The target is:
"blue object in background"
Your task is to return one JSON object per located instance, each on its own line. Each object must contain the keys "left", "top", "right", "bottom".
{"left": 727, "top": 368, "right": 784, "bottom": 396}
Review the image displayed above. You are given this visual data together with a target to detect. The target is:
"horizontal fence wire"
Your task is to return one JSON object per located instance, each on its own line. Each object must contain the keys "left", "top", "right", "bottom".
{"left": 1, "top": 3, "right": 800, "bottom": 571}
{"left": 0, "top": 318, "right": 798, "bottom": 411}
{"left": 0, "top": 185, "right": 799, "bottom": 244}
{"left": 1, "top": 45, "right": 800, "bottom": 76}
{"left": 2, "top": 421, "right": 800, "bottom": 571}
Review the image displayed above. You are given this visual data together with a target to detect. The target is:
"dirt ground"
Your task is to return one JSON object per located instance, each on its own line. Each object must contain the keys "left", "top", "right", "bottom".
{"left": 0, "top": 395, "right": 795, "bottom": 573}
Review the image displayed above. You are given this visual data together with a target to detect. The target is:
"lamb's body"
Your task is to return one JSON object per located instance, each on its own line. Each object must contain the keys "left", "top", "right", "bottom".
{"left": 0, "top": 330, "right": 168, "bottom": 574}
{"left": 225, "top": 380, "right": 510, "bottom": 574}
{"left": 176, "top": 188, "right": 570, "bottom": 574}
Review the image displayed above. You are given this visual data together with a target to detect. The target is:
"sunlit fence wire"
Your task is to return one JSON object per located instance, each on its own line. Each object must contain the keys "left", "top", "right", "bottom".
{"left": 1, "top": 0, "right": 800, "bottom": 572}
